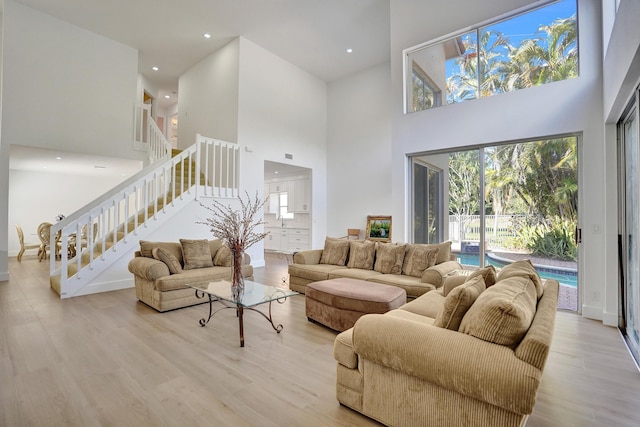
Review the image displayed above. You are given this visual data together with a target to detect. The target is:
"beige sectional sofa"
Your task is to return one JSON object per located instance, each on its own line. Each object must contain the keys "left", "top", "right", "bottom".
{"left": 333, "top": 260, "right": 559, "bottom": 427}
{"left": 128, "top": 239, "right": 253, "bottom": 312}
{"left": 288, "top": 238, "right": 461, "bottom": 298}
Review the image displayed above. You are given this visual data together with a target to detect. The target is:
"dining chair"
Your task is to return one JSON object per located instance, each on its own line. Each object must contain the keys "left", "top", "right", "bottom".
{"left": 15, "top": 224, "right": 41, "bottom": 261}
{"left": 37, "top": 222, "right": 53, "bottom": 262}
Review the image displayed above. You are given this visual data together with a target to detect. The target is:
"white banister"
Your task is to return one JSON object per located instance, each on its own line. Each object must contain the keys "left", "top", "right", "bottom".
{"left": 133, "top": 103, "right": 172, "bottom": 163}
{"left": 50, "top": 135, "right": 240, "bottom": 298}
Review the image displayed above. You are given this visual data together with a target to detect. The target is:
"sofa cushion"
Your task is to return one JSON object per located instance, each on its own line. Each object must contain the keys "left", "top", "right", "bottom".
{"left": 497, "top": 259, "right": 544, "bottom": 299}
{"left": 213, "top": 245, "right": 232, "bottom": 267}
{"left": 399, "top": 289, "right": 445, "bottom": 318}
{"left": 139, "top": 240, "right": 183, "bottom": 264}
{"left": 467, "top": 265, "right": 497, "bottom": 288}
{"left": 319, "top": 237, "right": 350, "bottom": 266}
{"left": 154, "top": 265, "right": 252, "bottom": 292}
{"left": 373, "top": 242, "right": 406, "bottom": 274}
{"left": 434, "top": 275, "right": 486, "bottom": 331}
{"left": 180, "top": 239, "right": 214, "bottom": 270}
{"left": 208, "top": 239, "right": 224, "bottom": 260}
{"left": 459, "top": 275, "right": 537, "bottom": 348}
{"left": 152, "top": 247, "right": 182, "bottom": 274}
{"left": 346, "top": 240, "right": 376, "bottom": 270}
{"left": 421, "top": 260, "right": 461, "bottom": 288}
{"left": 369, "top": 274, "right": 436, "bottom": 298}
{"left": 402, "top": 245, "right": 439, "bottom": 278}
{"left": 288, "top": 263, "right": 346, "bottom": 282}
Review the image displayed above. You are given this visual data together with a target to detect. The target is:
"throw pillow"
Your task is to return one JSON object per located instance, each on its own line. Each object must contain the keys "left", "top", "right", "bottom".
{"left": 459, "top": 276, "right": 537, "bottom": 348}
{"left": 346, "top": 240, "right": 376, "bottom": 270}
{"left": 139, "top": 240, "right": 183, "bottom": 264}
{"left": 319, "top": 237, "right": 350, "bottom": 266}
{"left": 434, "top": 275, "right": 486, "bottom": 330}
{"left": 430, "top": 241, "right": 452, "bottom": 265}
{"left": 180, "top": 239, "right": 214, "bottom": 270}
{"left": 402, "top": 244, "right": 439, "bottom": 278}
{"left": 467, "top": 265, "right": 497, "bottom": 288}
{"left": 213, "top": 245, "right": 232, "bottom": 267}
{"left": 497, "top": 259, "right": 544, "bottom": 299}
{"left": 374, "top": 243, "right": 406, "bottom": 274}
{"left": 152, "top": 247, "right": 182, "bottom": 274}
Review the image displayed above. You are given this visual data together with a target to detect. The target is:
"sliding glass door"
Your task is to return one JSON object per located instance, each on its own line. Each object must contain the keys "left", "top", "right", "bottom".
{"left": 618, "top": 95, "right": 640, "bottom": 366}
{"left": 411, "top": 135, "right": 579, "bottom": 311}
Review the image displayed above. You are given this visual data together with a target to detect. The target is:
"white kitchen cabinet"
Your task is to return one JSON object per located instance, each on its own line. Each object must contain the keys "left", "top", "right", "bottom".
{"left": 287, "top": 228, "right": 310, "bottom": 251}
{"left": 264, "top": 228, "right": 283, "bottom": 250}
{"left": 269, "top": 182, "right": 288, "bottom": 193}
{"left": 289, "top": 179, "right": 310, "bottom": 212}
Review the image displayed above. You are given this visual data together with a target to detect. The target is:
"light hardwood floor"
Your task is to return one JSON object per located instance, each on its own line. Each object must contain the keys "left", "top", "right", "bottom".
{"left": 2, "top": 252, "right": 640, "bottom": 426}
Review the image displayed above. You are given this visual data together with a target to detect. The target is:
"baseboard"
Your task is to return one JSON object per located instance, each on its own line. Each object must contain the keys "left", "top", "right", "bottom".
{"left": 62, "top": 278, "right": 134, "bottom": 299}
{"left": 581, "top": 304, "right": 603, "bottom": 321}
{"left": 0, "top": 271, "right": 8, "bottom": 281}
{"left": 602, "top": 310, "right": 618, "bottom": 327}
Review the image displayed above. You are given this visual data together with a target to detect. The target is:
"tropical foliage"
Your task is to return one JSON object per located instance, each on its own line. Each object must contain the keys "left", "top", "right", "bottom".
{"left": 444, "top": 13, "right": 578, "bottom": 260}
{"left": 447, "top": 15, "right": 577, "bottom": 104}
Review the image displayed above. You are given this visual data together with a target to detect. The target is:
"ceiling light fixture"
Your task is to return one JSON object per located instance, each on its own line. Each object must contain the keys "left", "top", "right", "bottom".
{"left": 346, "top": 48, "right": 353, "bottom": 53}
{"left": 164, "top": 95, "right": 171, "bottom": 99}
{"left": 152, "top": 66, "right": 159, "bottom": 71}
{"left": 203, "top": 33, "right": 212, "bottom": 39}
{"left": 55, "top": 156, "right": 62, "bottom": 160}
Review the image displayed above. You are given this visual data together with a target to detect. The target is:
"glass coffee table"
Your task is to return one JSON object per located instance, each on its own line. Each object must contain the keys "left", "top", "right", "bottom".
{"left": 187, "top": 280, "right": 298, "bottom": 347}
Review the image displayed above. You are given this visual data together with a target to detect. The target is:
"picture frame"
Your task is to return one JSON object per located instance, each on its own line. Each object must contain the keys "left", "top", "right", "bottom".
{"left": 365, "top": 215, "right": 392, "bottom": 242}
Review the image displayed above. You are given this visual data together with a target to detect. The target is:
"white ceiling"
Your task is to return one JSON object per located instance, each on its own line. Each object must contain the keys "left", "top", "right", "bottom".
{"left": 9, "top": 145, "right": 143, "bottom": 177}
{"left": 14, "top": 0, "right": 391, "bottom": 108}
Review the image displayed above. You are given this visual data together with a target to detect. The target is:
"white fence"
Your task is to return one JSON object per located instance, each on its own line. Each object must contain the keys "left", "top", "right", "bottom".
{"left": 448, "top": 214, "right": 526, "bottom": 248}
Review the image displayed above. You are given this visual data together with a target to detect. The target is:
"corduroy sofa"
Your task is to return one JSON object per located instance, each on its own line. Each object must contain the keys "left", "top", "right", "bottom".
{"left": 333, "top": 260, "right": 559, "bottom": 427}
{"left": 128, "top": 239, "right": 253, "bottom": 312}
{"left": 288, "top": 238, "right": 461, "bottom": 298}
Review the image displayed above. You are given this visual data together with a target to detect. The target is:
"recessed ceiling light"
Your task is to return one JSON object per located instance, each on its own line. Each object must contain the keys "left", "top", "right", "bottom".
{"left": 346, "top": 48, "right": 353, "bottom": 53}
{"left": 164, "top": 95, "right": 171, "bottom": 99}
{"left": 152, "top": 66, "right": 159, "bottom": 71}
{"left": 274, "top": 171, "right": 279, "bottom": 174}
{"left": 55, "top": 156, "right": 62, "bottom": 160}
{"left": 203, "top": 33, "right": 212, "bottom": 39}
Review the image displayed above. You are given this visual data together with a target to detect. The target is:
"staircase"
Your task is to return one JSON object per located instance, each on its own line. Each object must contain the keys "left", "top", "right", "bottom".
{"left": 49, "top": 134, "right": 240, "bottom": 298}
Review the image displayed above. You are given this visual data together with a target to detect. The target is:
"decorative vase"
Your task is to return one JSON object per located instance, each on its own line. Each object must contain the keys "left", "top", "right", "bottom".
{"left": 231, "top": 247, "right": 245, "bottom": 299}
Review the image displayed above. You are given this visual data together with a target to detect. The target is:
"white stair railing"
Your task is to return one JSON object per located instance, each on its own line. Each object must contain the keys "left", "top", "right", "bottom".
{"left": 50, "top": 134, "right": 240, "bottom": 298}
{"left": 133, "top": 103, "right": 172, "bottom": 163}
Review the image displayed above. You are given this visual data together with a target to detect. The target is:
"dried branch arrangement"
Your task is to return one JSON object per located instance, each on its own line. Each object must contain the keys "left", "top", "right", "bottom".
{"left": 198, "top": 191, "right": 269, "bottom": 254}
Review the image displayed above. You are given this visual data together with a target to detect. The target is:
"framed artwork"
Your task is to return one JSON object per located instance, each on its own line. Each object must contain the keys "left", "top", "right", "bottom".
{"left": 366, "top": 215, "right": 392, "bottom": 242}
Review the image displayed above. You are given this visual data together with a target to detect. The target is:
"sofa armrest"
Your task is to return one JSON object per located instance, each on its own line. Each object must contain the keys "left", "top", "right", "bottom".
{"left": 128, "top": 257, "right": 170, "bottom": 281}
{"left": 293, "top": 249, "right": 323, "bottom": 265}
{"left": 352, "top": 314, "right": 541, "bottom": 415}
{"left": 421, "top": 260, "right": 462, "bottom": 287}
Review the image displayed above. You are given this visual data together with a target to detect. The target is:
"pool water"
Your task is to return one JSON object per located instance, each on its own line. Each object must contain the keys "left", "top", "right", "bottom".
{"left": 456, "top": 253, "right": 577, "bottom": 288}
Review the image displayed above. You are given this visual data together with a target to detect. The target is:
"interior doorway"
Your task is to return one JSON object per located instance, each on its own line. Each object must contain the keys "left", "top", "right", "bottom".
{"left": 410, "top": 135, "right": 579, "bottom": 311}
{"left": 263, "top": 161, "right": 312, "bottom": 255}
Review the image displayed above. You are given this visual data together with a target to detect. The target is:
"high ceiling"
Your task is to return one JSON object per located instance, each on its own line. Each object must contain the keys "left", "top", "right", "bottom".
{"left": 14, "top": 0, "right": 391, "bottom": 108}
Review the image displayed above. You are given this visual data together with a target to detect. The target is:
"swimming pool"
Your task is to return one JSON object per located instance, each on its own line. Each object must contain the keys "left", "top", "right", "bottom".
{"left": 456, "top": 253, "right": 577, "bottom": 288}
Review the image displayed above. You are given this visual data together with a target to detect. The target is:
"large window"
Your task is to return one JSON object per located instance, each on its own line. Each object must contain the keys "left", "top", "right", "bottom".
{"left": 405, "top": 0, "right": 578, "bottom": 113}
{"left": 410, "top": 136, "right": 579, "bottom": 311}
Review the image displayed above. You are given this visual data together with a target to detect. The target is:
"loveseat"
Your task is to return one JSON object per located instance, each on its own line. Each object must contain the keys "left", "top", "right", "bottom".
{"left": 128, "top": 239, "right": 253, "bottom": 312}
{"left": 333, "top": 260, "right": 559, "bottom": 427}
{"left": 288, "top": 238, "right": 461, "bottom": 298}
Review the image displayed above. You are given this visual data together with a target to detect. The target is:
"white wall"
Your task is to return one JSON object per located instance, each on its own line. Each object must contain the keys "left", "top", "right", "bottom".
{"left": 177, "top": 38, "right": 240, "bottom": 148}
{"left": 327, "top": 63, "right": 392, "bottom": 238}
{"left": 1, "top": 0, "right": 140, "bottom": 159}
{"left": 7, "top": 169, "right": 136, "bottom": 257}
{"left": 387, "top": 0, "right": 610, "bottom": 322}
{"left": 0, "top": 9, "right": 7, "bottom": 280}
{"left": 237, "top": 37, "right": 328, "bottom": 253}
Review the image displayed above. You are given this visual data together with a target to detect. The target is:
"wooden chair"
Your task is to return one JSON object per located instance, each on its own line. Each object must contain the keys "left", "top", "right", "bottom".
{"left": 15, "top": 225, "right": 41, "bottom": 261}
{"left": 37, "top": 222, "right": 53, "bottom": 262}
{"left": 347, "top": 229, "right": 360, "bottom": 240}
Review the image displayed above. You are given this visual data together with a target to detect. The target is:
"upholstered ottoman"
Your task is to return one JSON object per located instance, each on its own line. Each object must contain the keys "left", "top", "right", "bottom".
{"left": 305, "top": 278, "right": 407, "bottom": 332}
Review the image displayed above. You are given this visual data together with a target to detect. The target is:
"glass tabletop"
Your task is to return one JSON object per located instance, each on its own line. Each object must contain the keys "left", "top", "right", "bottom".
{"left": 187, "top": 280, "right": 298, "bottom": 308}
